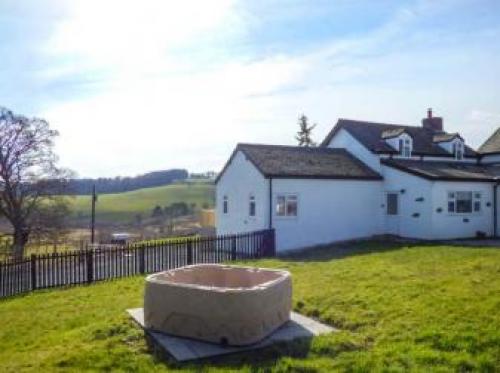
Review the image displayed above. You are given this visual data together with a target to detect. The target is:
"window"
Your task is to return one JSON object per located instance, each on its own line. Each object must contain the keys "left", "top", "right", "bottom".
{"left": 386, "top": 193, "right": 398, "bottom": 215}
{"left": 399, "top": 137, "right": 412, "bottom": 157}
{"left": 447, "top": 191, "right": 481, "bottom": 214}
{"left": 223, "top": 195, "right": 228, "bottom": 214}
{"left": 474, "top": 192, "right": 481, "bottom": 212}
{"left": 453, "top": 141, "right": 464, "bottom": 160}
{"left": 249, "top": 195, "right": 256, "bottom": 216}
{"left": 276, "top": 194, "right": 298, "bottom": 217}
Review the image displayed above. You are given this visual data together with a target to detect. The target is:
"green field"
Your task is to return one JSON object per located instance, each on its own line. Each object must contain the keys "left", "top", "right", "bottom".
{"left": 69, "top": 182, "right": 215, "bottom": 223}
{"left": 0, "top": 241, "right": 499, "bottom": 371}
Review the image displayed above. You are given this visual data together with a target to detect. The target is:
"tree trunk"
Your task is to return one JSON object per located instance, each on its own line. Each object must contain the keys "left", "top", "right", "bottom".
{"left": 12, "top": 226, "right": 29, "bottom": 260}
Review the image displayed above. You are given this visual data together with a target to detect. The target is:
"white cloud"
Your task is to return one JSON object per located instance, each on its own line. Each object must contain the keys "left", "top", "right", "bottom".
{"left": 37, "top": 0, "right": 500, "bottom": 177}
{"left": 41, "top": 0, "right": 241, "bottom": 79}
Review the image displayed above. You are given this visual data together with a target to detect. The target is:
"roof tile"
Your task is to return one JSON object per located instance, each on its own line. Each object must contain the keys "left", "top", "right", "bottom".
{"left": 237, "top": 143, "right": 382, "bottom": 180}
{"left": 321, "top": 119, "right": 476, "bottom": 157}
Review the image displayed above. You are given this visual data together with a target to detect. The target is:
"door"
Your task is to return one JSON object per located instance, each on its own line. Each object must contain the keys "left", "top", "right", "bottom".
{"left": 385, "top": 192, "right": 400, "bottom": 236}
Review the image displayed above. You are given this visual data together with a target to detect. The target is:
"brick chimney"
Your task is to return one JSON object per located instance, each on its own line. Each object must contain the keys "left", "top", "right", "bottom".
{"left": 422, "top": 108, "right": 443, "bottom": 132}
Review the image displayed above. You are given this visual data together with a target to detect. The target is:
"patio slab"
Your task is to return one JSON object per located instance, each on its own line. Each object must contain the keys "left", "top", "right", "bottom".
{"left": 127, "top": 308, "right": 335, "bottom": 362}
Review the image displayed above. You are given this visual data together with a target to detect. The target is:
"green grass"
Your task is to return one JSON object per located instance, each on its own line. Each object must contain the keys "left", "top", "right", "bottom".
{"left": 69, "top": 182, "right": 215, "bottom": 223}
{"left": 0, "top": 242, "right": 499, "bottom": 372}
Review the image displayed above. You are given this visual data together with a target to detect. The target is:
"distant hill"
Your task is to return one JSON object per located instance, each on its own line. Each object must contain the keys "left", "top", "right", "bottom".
{"left": 66, "top": 169, "right": 188, "bottom": 195}
{"left": 69, "top": 181, "right": 215, "bottom": 224}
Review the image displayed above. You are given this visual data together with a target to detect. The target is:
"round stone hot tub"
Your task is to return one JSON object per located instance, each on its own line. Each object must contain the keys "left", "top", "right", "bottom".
{"left": 144, "top": 264, "right": 292, "bottom": 346}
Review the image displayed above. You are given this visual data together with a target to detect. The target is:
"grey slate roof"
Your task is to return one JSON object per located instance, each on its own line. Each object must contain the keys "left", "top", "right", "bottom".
{"left": 321, "top": 119, "right": 477, "bottom": 157}
{"left": 381, "top": 158, "right": 500, "bottom": 182}
{"left": 478, "top": 127, "right": 500, "bottom": 154}
{"left": 216, "top": 144, "right": 383, "bottom": 182}
{"left": 381, "top": 128, "right": 406, "bottom": 139}
{"left": 432, "top": 133, "right": 462, "bottom": 143}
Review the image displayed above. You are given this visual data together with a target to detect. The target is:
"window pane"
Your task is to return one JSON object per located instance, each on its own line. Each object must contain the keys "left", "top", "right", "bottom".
{"left": 387, "top": 193, "right": 398, "bottom": 215}
{"left": 474, "top": 201, "right": 481, "bottom": 212}
{"left": 276, "top": 196, "right": 286, "bottom": 216}
{"left": 456, "top": 192, "right": 472, "bottom": 213}
{"left": 223, "top": 196, "right": 228, "bottom": 214}
{"left": 286, "top": 197, "right": 298, "bottom": 216}
{"left": 249, "top": 195, "right": 256, "bottom": 216}
{"left": 448, "top": 201, "right": 455, "bottom": 213}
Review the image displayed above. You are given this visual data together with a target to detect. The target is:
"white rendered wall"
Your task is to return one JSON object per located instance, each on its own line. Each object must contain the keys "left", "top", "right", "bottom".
{"left": 379, "top": 154, "right": 477, "bottom": 163}
{"left": 382, "top": 165, "right": 495, "bottom": 239}
{"left": 381, "top": 166, "right": 434, "bottom": 239}
{"left": 480, "top": 154, "right": 500, "bottom": 164}
{"left": 430, "top": 181, "right": 494, "bottom": 239}
{"left": 271, "top": 178, "right": 383, "bottom": 251}
{"left": 496, "top": 186, "right": 500, "bottom": 236}
{"left": 421, "top": 156, "right": 477, "bottom": 163}
{"left": 216, "top": 151, "right": 269, "bottom": 235}
{"left": 326, "top": 128, "right": 381, "bottom": 172}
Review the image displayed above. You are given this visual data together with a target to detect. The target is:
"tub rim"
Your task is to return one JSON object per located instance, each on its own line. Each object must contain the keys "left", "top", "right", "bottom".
{"left": 145, "top": 264, "right": 290, "bottom": 293}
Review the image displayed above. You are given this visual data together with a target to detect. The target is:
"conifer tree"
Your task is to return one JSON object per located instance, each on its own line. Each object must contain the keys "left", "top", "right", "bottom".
{"left": 295, "top": 114, "right": 317, "bottom": 146}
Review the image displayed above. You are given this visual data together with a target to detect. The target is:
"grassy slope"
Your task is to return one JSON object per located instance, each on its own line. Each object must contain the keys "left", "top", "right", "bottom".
{"left": 0, "top": 242, "right": 499, "bottom": 372}
{"left": 69, "top": 182, "right": 215, "bottom": 223}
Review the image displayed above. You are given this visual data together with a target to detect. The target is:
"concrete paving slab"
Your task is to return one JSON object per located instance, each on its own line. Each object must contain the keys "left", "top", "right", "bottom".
{"left": 127, "top": 308, "right": 335, "bottom": 362}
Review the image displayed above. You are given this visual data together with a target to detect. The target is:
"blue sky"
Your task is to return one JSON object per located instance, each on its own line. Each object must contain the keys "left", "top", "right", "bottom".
{"left": 1, "top": 0, "right": 500, "bottom": 177}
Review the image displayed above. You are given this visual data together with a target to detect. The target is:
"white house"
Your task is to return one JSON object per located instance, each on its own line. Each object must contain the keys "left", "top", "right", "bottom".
{"left": 216, "top": 109, "right": 500, "bottom": 251}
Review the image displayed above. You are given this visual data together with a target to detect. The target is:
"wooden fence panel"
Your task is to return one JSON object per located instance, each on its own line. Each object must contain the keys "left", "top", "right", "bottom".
{"left": 0, "top": 229, "right": 275, "bottom": 299}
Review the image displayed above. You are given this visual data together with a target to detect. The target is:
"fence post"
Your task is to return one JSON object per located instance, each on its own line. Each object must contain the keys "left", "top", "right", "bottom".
{"left": 187, "top": 240, "right": 193, "bottom": 265}
{"left": 86, "top": 250, "right": 94, "bottom": 284}
{"left": 30, "top": 254, "right": 37, "bottom": 291}
{"left": 231, "top": 236, "right": 236, "bottom": 261}
{"left": 263, "top": 229, "right": 276, "bottom": 257}
{"left": 139, "top": 246, "right": 145, "bottom": 274}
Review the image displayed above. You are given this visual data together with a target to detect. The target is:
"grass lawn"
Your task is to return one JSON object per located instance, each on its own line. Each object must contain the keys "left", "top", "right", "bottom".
{"left": 68, "top": 182, "right": 215, "bottom": 223}
{"left": 0, "top": 242, "right": 499, "bottom": 372}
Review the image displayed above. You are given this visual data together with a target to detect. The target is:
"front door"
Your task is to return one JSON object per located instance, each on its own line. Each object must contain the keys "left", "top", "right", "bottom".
{"left": 385, "top": 192, "right": 400, "bottom": 236}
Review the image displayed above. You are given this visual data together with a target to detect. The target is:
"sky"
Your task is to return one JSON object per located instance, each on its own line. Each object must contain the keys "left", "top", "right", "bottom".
{"left": 1, "top": 0, "right": 500, "bottom": 178}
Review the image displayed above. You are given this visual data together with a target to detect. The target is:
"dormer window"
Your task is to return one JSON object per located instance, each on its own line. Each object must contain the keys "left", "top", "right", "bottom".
{"left": 433, "top": 133, "right": 465, "bottom": 160}
{"left": 453, "top": 141, "right": 464, "bottom": 160}
{"left": 399, "top": 137, "right": 412, "bottom": 157}
{"left": 382, "top": 129, "right": 412, "bottom": 158}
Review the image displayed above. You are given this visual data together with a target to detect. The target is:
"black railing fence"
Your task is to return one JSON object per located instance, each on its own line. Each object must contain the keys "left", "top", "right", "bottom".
{"left": 0, "top": 229, "right": 275, "bottom": 299}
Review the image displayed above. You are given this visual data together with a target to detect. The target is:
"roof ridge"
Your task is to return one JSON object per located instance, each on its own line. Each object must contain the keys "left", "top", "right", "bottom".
{"left": 237, "top": 143, "right": 348, "bottom": 153}
{"left": 338, "top": 118, "right": 422, "bottom": 130}
{"left": 478, "top": 126, "right": 500, "bottom": 153}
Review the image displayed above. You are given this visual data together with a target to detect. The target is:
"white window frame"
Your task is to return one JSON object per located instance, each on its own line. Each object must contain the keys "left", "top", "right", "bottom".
{"left": 398, "top": 136, "right": 412, "bottom": 158}
{"left": 447, "top": 191, "right": 481, "bottom": 215}
{"left": 453, "top": 140, "right": 464, "bottom": 160}
{"left": 249, "top": 194, "right": 256, "bottom": 217}
{"left": 385, "top": 192, "right": 399, "bottom": 216}
{"left": 222, "top": 195, "right": 228, "bottom": 214}
{"left": 275, "top": 194, "right": 298, "bottom": 218}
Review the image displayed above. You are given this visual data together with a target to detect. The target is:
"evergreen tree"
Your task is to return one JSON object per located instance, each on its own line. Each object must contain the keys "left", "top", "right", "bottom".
{"left": 295, "top": 114, "right": 317, "bottom": 146}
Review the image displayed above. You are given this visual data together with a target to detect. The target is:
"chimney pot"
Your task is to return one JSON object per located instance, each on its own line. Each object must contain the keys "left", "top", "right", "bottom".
{"left": 422, "top": 108, "right": 443, "bottom": 132}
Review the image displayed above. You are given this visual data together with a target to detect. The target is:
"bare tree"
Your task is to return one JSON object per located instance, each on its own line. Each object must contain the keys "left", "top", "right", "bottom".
{"left": 30, "top": 198, "right": 72, "bottom": 253}
{"left": 295, "top": 114, "right": 317, "bottom": 147}
{"left": 0, "top": 107, "right": 71, "bottom": 258}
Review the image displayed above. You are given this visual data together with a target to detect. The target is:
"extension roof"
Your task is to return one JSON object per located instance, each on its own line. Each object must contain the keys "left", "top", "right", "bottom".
{"left": 215, "top": 143, "right": 382, "bottom": 183}
{"left": 381, "top": 158, "right": 500, "bottom": 182}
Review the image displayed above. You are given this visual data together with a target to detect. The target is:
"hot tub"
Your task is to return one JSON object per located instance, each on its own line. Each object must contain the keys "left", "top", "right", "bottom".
{"left": 144, "top": 264, "right": 292, "bottom": 346}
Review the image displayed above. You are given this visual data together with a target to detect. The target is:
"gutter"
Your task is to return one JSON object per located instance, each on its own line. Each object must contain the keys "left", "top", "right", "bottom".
{"left": 494, "top": 178, "right": 499, "bottom": 237}
{"left": 268, "top": 178, "right": 273, "bottom": 229}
